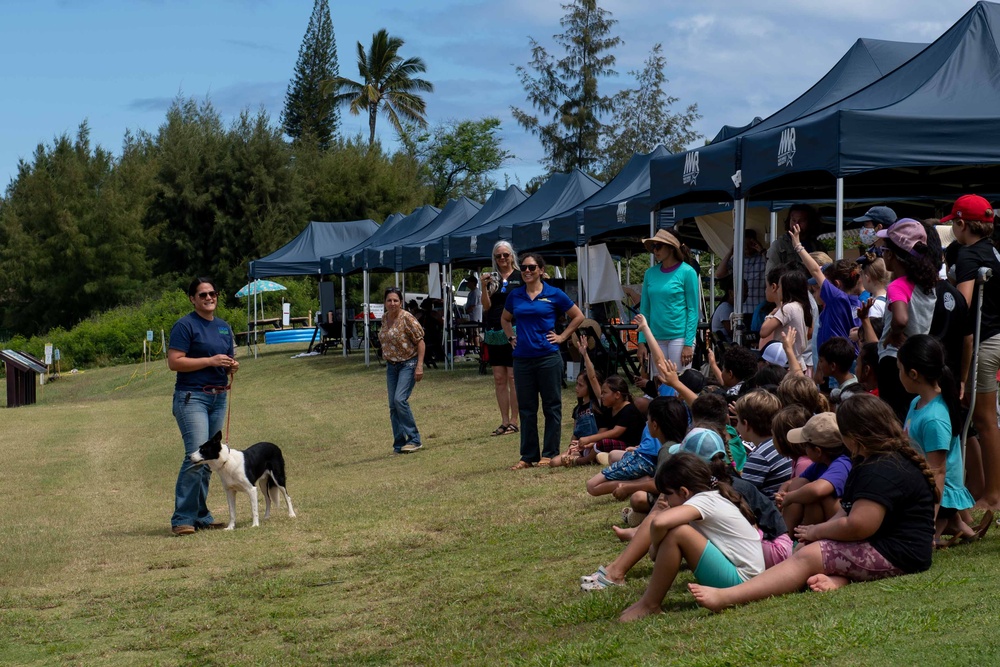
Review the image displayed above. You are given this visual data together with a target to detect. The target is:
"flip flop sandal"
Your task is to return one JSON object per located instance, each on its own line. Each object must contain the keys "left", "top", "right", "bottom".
{"left": 509, "top": 460, "right": 534, "bottom": 470}
{"left": 490, "top": 424, "right": 508, "bottom": 437}
{"left": 504, "top": 424, "right": 520, "bottom": 435}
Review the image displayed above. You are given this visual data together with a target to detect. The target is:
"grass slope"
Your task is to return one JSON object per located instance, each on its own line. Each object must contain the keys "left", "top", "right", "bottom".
{"left": 2, "top": 346, "right": 1000, "bottom": 666}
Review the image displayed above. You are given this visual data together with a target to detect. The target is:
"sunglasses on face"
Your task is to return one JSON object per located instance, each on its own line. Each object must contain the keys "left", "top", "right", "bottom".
{"left": 494, "top": 252, "right": 511, "bottom": 259}
{"left": 197, "top": 291, "right": 218, "bottom": 299}
{"left": 521, "top": 264, "right": 540, "bottom": 272}
{"left": 650, "top": 242, "right": 666, "bottom": 251}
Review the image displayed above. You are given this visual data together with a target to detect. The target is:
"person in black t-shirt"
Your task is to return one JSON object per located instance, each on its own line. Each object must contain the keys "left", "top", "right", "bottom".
{"left": 690, "top": 394, "right": 936, "bottom": 612}
{"left": 947, "top": 194, "right": 1000, "bottom": 511}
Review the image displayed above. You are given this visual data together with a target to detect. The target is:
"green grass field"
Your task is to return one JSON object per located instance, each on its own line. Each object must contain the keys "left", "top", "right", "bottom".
{"left": 2, "top": 345, "right": 1000, "bottom": 666}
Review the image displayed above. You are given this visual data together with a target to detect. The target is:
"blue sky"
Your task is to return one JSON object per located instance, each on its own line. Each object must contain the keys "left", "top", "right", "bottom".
{"left": 0, "top": 0, "right": 979, "bottom": 193}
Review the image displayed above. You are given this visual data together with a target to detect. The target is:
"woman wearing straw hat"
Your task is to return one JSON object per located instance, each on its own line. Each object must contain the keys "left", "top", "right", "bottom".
{"left": 637, "top": 230, "right": 700, "bottom": 371}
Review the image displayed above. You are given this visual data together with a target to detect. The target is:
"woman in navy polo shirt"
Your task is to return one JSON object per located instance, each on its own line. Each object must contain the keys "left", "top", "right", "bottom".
{"left": 501, "top": 253, "right": 585, "bottom": 469}
{"left": 166, "top": 277, "right": 239, "bottom": 536}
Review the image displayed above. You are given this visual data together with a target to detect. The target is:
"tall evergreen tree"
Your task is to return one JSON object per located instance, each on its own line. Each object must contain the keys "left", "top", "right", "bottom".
{"left": 282, "top": 0, "right": 339, "bottom": 149}
{"left": 512, "top": 0, "right": 621, "bottom": 175}
{"left": 326, "top": 29, "right": 433, "bottom": 146}
{"left": 600, "top": 44, "right": 702, "bottom": 179}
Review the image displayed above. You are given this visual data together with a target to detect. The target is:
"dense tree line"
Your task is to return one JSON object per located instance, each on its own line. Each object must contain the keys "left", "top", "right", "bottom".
{"left": 0, "top": 99, "right": 427, "bottom": 337}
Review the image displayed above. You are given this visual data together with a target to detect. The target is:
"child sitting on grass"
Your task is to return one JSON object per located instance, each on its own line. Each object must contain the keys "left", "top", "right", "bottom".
{"left": 689, "top": 393, "right": 937, "bottom": 612}
{"left": 734, "top": 390, "right": 790, "bottom": 501}
{"left": 585, "top": 396, "right": 689, "bottom": 498}
{"left": 774, "top": 412, "right": 852, "bottom": 534}
{"left": 550, "top": 336, "right": 605, "bottom": 466}
{"left": 558, "top": 375, "right": 644, "bottom": 466}
{"left": 771, "top": 405, "right": 813, "bottom": 477}
{"left": 618, "top": 450, "right": 764, "bottom": 622}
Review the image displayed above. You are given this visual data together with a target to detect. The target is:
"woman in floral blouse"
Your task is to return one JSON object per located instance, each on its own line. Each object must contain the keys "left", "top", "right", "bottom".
{"left": 378, "top": 287, "right": 426, "bottom": 454}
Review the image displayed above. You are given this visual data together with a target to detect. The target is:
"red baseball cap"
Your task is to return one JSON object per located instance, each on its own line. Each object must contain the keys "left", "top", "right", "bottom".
{"left": 941, "top": 194, "right": 995, "bottom": 223}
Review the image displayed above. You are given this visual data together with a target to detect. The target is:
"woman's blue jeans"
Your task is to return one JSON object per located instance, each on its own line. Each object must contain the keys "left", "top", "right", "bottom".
{"left": 387, "top": 357, "right": 420, "bottom": 452}
{"left": 513, "top": 352, "right": 564, "bottom": 463}
{"left": 172, "top": 389, "right": 227, "bottom": 528}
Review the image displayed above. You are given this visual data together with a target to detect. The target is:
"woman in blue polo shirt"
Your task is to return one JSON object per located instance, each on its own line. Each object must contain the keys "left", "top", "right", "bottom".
{"left": 166, "top": 277, "right": 239, "bottom": 536}
{"left": 501, "top": 253, "right": 585, "bottom": 469}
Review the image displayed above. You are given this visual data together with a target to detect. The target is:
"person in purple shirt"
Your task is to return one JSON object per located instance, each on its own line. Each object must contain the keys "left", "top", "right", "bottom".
{"left": 789, "top": 224, "right": 864, "bottom": 357}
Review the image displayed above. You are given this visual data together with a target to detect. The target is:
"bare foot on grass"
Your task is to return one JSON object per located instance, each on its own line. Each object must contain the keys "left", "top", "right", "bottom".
{"left": 806, "top": 574, "right": 850, "bottom": 592}
{"left": 618, "top": 600, "right": 662, "bottom": 622}
{"left": 687, "top": 583, "right": 729, "bottom": 613}
{"left": 612, "top": 526, "right": 636, "bottom": 542}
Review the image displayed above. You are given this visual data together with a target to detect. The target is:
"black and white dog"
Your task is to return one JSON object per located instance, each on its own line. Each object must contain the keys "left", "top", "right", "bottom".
{"left": 189, "top": 431, "right": 296, "bottom": 530}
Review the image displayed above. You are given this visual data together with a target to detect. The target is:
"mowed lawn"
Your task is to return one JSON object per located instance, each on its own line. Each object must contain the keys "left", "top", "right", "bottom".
{"left": 3, "top": 345, "right": 1000, "bottom": 666}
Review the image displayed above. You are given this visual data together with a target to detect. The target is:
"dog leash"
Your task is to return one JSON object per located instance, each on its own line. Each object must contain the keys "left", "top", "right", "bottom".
{"left": 224, "top": 374, "right": 235, "bottom": 443}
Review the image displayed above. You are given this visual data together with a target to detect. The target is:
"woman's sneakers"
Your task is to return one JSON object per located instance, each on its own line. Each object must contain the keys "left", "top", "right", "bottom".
{"left": 400, "top": 443, "right": 423, "bottom": 453}
{"left": 171, "top": 525, "right": 195, "bottom": 536}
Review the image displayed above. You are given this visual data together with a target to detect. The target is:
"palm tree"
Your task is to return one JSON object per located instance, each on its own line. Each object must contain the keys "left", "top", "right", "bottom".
{"left": 325, "top": 29, "right": 433, "bottom": 145}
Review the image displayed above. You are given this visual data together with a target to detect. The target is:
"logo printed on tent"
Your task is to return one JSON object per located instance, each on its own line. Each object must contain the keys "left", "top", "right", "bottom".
{"left": 778, "top": 127, "right": 796, "bottom": 167}
{"left": 617, "top": 201, "right": 628, "bottom": 223}
{"left": 541, "top": 221, "right": 550, "bottom": 242}
{"left": 682, "top": 151, "right": 700, "bottom": 186}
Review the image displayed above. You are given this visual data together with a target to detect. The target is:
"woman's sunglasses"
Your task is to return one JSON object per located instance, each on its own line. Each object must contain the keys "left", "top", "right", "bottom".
{"left": 197, "top": 291, "right": 218, "bottom": 299}
{"left": 494, "top": 252, "right": 511, "bottom": 259}
{"left": 521, "top": 264, "right": 540, "bottom": 272}
{"left": 650, "top": 242, "right": 666, "bottom": 251}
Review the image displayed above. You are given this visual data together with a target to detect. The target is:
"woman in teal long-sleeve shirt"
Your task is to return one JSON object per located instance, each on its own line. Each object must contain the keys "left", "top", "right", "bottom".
{"left": 637, "top": 230, "right": 700, "bottom": 371}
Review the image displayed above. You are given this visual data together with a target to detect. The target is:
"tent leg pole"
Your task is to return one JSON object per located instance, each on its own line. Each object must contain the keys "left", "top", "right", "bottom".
{"left": 341, "top": 274, "right": 347, "bottom": 358}
{"left": 364, "top": 270, "right": 370, "bottom": 368}
{"left": 835, "top": 177, "right": 845, "bottom": 261}
{"left": 710, "top": 254, "right": 716, "bottom": 319}
{"left": 769, "top": 210, "right": 778, "bottom": 246}
{"left": 649, "top": 210, "right": 656, "bottom": 267}
{"left": 733, "top": 200, "right": 746, "bottom": 345}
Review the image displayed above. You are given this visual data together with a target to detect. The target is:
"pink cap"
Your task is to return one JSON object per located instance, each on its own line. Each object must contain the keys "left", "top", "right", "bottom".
{"left": 875, "top": 218, "right": 926, "bottom": 255}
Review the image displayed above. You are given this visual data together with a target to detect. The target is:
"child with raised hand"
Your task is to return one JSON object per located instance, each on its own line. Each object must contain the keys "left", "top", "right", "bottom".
{"left": 550, "top": 335, "right": 605, "bottom": 467}
{"left": 561, "top": 375, "right": 644, "bottom": 466}
{"left": 774, "top": 413, "right": 852, "bottom": 534}
{"left": 734, "top": 390, "right": 790, "bottom": 501}
{"left": 689, "top": 393, "right": 937, "bottom": 613}
{"left": 585, "top": 396, "right": 689, "bottom": 498}
{"left": 898, "top": 334, "right": 981, "bottom": 545}
{"left": 618, "top": 450, "right": 764, "bottom": 622}
{"left": 759, "top": 268, "right": 813, "bottom": 372}
{"left": 772, "top": 405, "right": 813, "bottom": 477}
{"left": 790, "top": 223, "right": 864, "bottom": 355}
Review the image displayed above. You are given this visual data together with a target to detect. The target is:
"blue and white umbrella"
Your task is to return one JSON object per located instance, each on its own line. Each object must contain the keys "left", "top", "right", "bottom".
{"left": 235, "top": 279, "right": 287, "bottom": 298}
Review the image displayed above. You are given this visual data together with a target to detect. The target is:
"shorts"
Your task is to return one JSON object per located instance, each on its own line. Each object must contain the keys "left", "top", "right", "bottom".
{"left": 601, "top": 451, "right": 657, "bottom": 482}
{"left": 593, "top": 438, "right": 629, "bottom": 452}
{"left": 486, "top": 342, "right": 513, "bottom": 367}
{"left": 975, "top": 332, "right": 1000, "bottom": 393}
{"left": 819, "top": 540, "right": 904, "bottom": 582}
{"left": 692, "top": 540, "right": 745, "bottom": 588}
{"left": 759, "top": 530, "right": 792, "bottom": 569}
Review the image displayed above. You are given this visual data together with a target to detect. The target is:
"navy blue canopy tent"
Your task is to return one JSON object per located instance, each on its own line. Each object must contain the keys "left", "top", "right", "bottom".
{"left": 322, "top": 208, "right": 435, "bottom": 275}
{"left": 447, "top": 169, "right": 603, "bottom": 264}
{"left": 427, "top": 186, "right": 529, "bottom": 265}
{"left": 741, "top": 1, "right": 1000, "bottom": 202}
{"left": 650, "top": 37, "right": 927, "bottom": 208}
{"left": 521, "top": 146, "right": 671, "bottom": 251}
{"left": 360, "top": 204, "right": 445, "bottom": 271}
{"left": 249, "top": 219, "right": 378, "bottom": 278}
{"left": 383, "top": 197, "right": 482, "bottom": 271}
